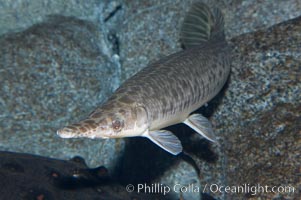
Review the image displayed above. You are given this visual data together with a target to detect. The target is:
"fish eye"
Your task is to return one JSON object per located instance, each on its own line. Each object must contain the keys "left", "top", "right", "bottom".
{"left": 112, "top": 119, "right": 123, "bottom": 132}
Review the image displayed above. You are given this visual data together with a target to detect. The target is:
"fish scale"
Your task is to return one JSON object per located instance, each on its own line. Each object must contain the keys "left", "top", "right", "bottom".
{"left": 57, "top": 2, "right": 231, "bottom": 155}
{"left": 132, "top": 48, "right": 222, "bottom": 112}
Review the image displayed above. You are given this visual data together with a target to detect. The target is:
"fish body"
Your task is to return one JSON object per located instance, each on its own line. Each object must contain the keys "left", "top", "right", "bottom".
{"left": 57, "top": 3, "right": 231, "bottom": 155}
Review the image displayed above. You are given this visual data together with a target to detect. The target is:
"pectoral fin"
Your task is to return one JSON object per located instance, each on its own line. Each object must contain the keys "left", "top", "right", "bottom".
{"left": 184, "top": 113, "right": 217, "bottom": 143}
{"left": 142, "top": 130, "right": 183, "bottom": 155}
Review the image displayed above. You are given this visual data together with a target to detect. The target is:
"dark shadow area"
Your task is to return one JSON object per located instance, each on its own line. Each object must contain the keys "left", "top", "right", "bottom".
{"left": 112, "top": 136, "right": 179, "bottom": 185}
{"left": 182, "top": 135, "right": 218, "bottom": 164}
{"left": 201, "top": 193, "right": 217, "bottom": 200}
{"left": 112, "top": 120, "right": 220, "bottom": 184}
{"left": 52, "top": 166, "right": 110, "bottom": 189}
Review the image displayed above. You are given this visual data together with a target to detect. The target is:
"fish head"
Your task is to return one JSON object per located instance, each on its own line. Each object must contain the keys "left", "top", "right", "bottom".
{"left": 57, "top": 103, "right": 149, "bottom": 139}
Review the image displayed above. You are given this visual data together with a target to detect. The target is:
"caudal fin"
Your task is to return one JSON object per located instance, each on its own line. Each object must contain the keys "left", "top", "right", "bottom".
{"left": 180, "top": 2, "right": 225, "bottom": 48}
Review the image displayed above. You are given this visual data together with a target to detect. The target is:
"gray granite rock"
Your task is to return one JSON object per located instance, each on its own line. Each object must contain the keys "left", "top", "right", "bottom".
{"left": 0, "top": 0, "right": 103, "bottom": 35}
{"left": 182, "top": 15, "right": 301, "bottom": 200}
{"left": 156, "top": 161, "right": 202, "bottom": 200}
{"left": 0, "top": 15, "right": 124, "bottom": 169}
{"left": 214, "top": 15, "right": 301, "bottom": 200}
{"left": 119, "top": 0, "right": 301, "bottom": 81}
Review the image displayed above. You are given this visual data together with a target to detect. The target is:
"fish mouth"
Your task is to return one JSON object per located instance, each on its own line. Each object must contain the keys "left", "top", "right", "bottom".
{"left": 57, "top": 127, "right": 109, "bottom": 139}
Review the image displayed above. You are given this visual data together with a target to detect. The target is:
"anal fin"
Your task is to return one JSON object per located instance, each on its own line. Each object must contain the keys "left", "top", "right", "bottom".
{"left": 184, "top": 113, "right": 217, "bottom": 143}
{"left": 142, "top": 130, "right": 183, "bottom": 155}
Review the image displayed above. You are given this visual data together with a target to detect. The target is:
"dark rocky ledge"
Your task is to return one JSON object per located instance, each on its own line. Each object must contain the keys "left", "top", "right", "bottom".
{"left": 0, "top": 151, "right": 171, "bottom": 200}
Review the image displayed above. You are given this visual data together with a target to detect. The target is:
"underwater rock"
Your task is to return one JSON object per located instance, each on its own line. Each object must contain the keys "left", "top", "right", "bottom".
{"left": 156, "top": 161, "right": 202, "bottom": 200}
{"left": 0, "top": 15, "right": 123, "bottom": 168}
{"left": 0, "top": 0, "right": 112, "bottom": 35}
{"left": 221, "top": 15, "right": 300, "bottom": 200}
{"left": 119, "top": 0, "right": 301, "bottom": 81}
{"left": 193, "top": 15, "right": 301, "bottom": 200}
{"left": 0, "top": 151, "right": 169, "bottom": 200}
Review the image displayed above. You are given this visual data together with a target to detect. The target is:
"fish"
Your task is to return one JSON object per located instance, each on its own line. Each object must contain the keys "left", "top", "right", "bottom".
{"left": 57, "top": 2, "right": 231, "bottom": 155}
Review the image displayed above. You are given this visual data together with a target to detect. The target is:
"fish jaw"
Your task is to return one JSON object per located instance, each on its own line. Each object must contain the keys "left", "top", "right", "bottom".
{"left": 57, "top": 119, "right": 121, "bottom": 139}
{"left": 56, "top": 125, "right": 106, "bottom": 139}
{"left": 57, "top": 121, "right": 147, "bottom": 139}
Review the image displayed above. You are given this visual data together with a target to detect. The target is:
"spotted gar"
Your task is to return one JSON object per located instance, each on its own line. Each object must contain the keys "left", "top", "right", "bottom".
{"left": 57, "top": 2, "right": 231, "bottom": 155}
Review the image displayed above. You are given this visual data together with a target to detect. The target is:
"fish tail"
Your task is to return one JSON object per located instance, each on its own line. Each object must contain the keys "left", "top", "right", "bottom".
{"left": 180, "top": 2, "right": 225, "bottom": 48}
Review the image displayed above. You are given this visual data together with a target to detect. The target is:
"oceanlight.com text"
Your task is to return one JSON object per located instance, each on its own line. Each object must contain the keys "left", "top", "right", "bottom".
{"left": 204, "top": 183, "right": 295, "bottom": 196}
{"left": 126, "top": 183, "right": 295, "bottom": 196}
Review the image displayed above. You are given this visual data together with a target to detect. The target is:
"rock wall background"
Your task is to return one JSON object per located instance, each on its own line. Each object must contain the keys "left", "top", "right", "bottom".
{"left": 0, "top": 0, "right": 300, "bottom": 199}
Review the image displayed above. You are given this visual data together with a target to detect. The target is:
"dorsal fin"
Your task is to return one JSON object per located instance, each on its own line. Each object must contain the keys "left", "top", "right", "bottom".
{"left": 180, "top": 2, "right": 225, "bottom": 48}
